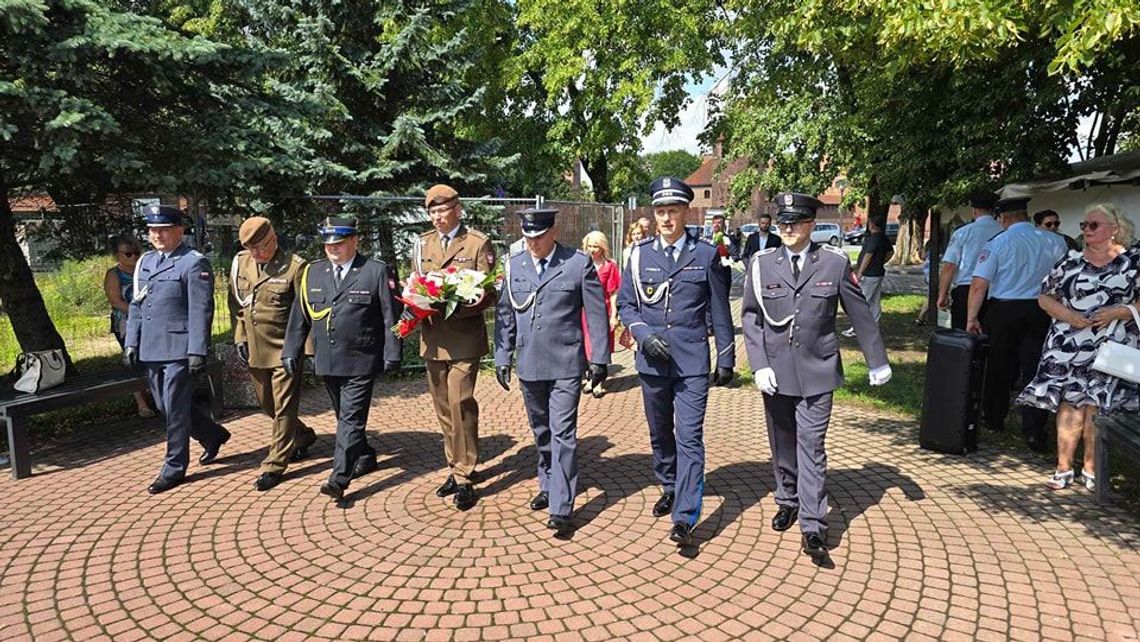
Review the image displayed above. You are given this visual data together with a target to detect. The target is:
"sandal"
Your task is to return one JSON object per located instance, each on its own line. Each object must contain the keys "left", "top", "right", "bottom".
{"left": 1078, "top": 471, "right": 1096, "bottom": 491}
{"left": 1045, "top": 470, "right": 1074, "bottom": 490}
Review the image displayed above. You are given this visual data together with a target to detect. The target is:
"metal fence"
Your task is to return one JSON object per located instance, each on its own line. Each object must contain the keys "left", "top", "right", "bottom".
{"left": 1, "top": 195, "right": 627, "bottom": 372}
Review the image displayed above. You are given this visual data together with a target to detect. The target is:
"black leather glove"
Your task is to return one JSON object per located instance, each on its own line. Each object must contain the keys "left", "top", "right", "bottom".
{"left": 710, "top": 366, "right": 734, "bottom": 387}
{"left": 123, "top": 346, "right": 138, "bottom": 368}
{"left": 188, "top": 355, "right": 206, "bottom": 375}
{"left": 496, "top": 365, "right": 512, "bottom": 391}
{"left": 384, "top": 360, "right": 401, "bottom": 376}
{"left": 588, "top": 363, "right": 608, "bottom": 388}
{"left": 235, "top": 342, "right": 249, "bottom": 364}
{"left": 641, "top": 334, "right": 671, "bottom": 362}
{"left": 281, "top": 357, "right": 298, "bottom": 377}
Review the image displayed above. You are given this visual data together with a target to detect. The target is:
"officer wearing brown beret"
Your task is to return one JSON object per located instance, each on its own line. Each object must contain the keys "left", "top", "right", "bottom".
{"left": 413, "top": 185, "right": 497, "bottom": 510}
{"left": 231, "top": 217, "right": 317, "bottom": 491}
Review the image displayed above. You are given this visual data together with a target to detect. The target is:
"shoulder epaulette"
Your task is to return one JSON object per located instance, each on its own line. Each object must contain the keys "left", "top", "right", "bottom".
{"left": 188, "top": 249, "right": 205, "bottom": 259}
{"left": 419, "top": 229, "right": 435, "bottom": 238}
{"left": 310, "top": 257, "right": 330, "bottom": 266}
{"left": 820, "top": 244, "right": 847, "bottom": 257}
{"left": 757, "top": 247, "right": 779, "bottom": 256}
{"left": 290, "top": 253, "right": 305, "bottom": 264}
{"left": 635, "top": 237, "right": 655, "bottom": 247}
{"left": 987, "top": 231, "right": 1005, "bottom": 242}
{"left": 464, "top": 227, "right": 488, "bottom": 240}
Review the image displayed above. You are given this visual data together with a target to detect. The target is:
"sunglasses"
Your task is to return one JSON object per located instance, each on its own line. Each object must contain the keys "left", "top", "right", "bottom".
{"left": 1042, "top": 221, "right": 1060, "bottom": 229}
{"left": 1079, "top": 221, "right": 1105, "bottom": 231}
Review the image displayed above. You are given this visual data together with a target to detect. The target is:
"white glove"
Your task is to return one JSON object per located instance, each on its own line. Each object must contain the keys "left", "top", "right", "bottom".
{"left": 869, "top": 364, "right": 892, "bottom": 386}
{"left": 755, "top": 368, "right": 778, "bottom": 395}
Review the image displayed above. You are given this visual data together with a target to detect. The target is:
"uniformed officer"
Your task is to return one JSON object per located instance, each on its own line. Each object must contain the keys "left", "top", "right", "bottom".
{"left": 413, "top": 185, "right": 497, "bottom": 511}
{"left": 741, "top": 193, "right": 890, "bottom": 560}
{"left": 125, "top": 205, "right": 231, "bottom": 494}
{"left": 937, "top": 191, "right": 1003, "bottom": 329}
{"left": 282, "top": 216, "right": 402, "bottom": 500}
{"left": 231, "top": 217, "right": 317, "bottom": 492}
{"left": 493, "top": 208, "right": 610, "bottom": 533}
{"left": 966, "top": 197, "right": 1067, "bottom": 451}
{"left": 616, "top": 176, "right": 735, "bottom": 547}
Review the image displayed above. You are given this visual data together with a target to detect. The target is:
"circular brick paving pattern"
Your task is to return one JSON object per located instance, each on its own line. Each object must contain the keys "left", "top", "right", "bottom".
{"left": 2, "top": 348, "right": 1140, "bottom": 641}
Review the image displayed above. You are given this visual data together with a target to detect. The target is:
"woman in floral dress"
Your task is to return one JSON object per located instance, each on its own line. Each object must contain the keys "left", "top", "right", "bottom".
{"left": 1017, "top": 204, "right": 1140, "bottom": 491}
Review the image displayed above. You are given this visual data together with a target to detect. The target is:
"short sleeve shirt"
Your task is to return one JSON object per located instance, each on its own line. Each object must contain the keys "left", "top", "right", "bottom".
{"left": 857, "top": 232, "right": 891, "bottom": 278}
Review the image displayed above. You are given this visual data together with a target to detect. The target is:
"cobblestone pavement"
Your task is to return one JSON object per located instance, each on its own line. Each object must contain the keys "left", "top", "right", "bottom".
{"left": 3, "top": 332, "right": 1140, "bottom": 640}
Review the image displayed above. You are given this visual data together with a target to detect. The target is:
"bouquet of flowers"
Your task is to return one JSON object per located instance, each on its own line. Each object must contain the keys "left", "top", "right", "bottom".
{"left": 391, "top": 266, "right": 502, "bottom": 338}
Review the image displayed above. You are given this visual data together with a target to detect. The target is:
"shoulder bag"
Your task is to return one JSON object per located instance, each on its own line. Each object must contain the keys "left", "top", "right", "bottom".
{"left": 13, "top": 349, "right": 67, "bottom": 393}
{"left": 1091, "top": 304, "right": 1140, "bottom": 384}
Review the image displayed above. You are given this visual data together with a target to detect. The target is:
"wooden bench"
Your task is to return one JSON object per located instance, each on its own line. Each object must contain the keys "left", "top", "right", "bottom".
{"left": 1, "top": 361, "right": 224, "bottom": 480}
{"left": 1095, "top": 415, "right": 1140, "bottom": 505}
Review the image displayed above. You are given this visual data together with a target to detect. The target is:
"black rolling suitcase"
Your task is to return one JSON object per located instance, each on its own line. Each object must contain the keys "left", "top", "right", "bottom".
{"left": 920, "top": 329, "right": 988, "bottom": 455}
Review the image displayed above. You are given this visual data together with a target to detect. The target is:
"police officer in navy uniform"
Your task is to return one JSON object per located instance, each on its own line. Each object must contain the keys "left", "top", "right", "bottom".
{"left": 282, "top": 217, "right": 403, "bottom": 500}
{"left": 494, "top": 208, "right": 610, "bottom": 533}
{"left": 125, "top": 205, "right": 231, "bottom": 494}
{"left": 966, "top": 197, "right": 1066, "bottom": 451}
{"left": 937, "top": 191, "right": 1003, "bottom": 329}
{"left": 616, "top": 177, "right": 735, "bottom": 547}
{"left": 741, "top": 193, "right": 890, "bottom": 559}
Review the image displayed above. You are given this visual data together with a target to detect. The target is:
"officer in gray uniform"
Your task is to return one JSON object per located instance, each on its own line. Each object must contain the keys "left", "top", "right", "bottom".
{"left": 282, "top": 217, "right": 403, "bottom": 500}
{"left": 125, "top": 205, "right": 230, "bottom": 494}
{"left": 741, "top": 193, "right": 890, "bottom": 559}
{"left": 493, "top": 208, "right": 611, "bottom": 533}
{"left": 617, "top": 177, "right": 735, "bottom": 548}
{"left": 967, "top": 197, "right": 1066, "bottom": 451}
{"left": 937, "top": 191, "right": 1002, "bottom": 329}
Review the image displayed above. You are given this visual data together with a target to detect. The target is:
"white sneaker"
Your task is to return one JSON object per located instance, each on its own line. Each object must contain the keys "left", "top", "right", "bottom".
{"left": 841, "top": 328, "right": 857, "bottom": 338}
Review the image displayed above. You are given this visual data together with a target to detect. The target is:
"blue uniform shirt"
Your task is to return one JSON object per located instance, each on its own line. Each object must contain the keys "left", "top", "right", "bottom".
{"left": 941, "top": 214, "right": 1003, "bottom": 286}
{"left": 973, "top": 221, "right": 1067, "bottom": 300}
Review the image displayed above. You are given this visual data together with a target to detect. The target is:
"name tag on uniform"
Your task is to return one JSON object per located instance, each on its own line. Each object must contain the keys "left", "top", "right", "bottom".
{"left": 645, "top": 267, "right": 662, "bottom": 272}
{"left": 349, "top": 289, "right": 369, "bottom": 295}
{"left": 454, "top": 257, "right": 472, "bottom": 263}
{"left": 682, "top": 266, "right": 703, "bottom": 271}
{"left": 766, "top": 284, "right": 782, "bottom": 290}
{"left": 815, "top": 280, "right": 833, "bottom": 287}
{"left": 268, "top": 278, "right": 287, "bottom": 283}
{"left": 310, "top": 288, "right": 323, "bottom": 293}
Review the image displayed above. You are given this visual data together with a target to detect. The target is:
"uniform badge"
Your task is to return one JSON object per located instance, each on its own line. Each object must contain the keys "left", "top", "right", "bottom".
{"left": 646, "top": 285, "right": 655, "bottom": 296}
{"left": 199, "top": 271, "right": 212, "bottom": 280}
{"left": 784, "top": 194, "right": 794, "bottom": 206}
{"left": 663, "top": 178, "right": 672, "bottom": 188}
{"left": 977, "top": 250, "right": 989, "bottom": 263}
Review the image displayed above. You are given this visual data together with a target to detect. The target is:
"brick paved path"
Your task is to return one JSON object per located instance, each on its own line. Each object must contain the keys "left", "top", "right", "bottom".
{"left": 3, "top": 345, "right": 1140, "bottom": 640}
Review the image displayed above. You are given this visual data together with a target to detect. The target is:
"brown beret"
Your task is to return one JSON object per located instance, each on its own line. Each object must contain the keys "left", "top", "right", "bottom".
{"left": 238, "top": 216, "right": 273, "bottom": 246}
{"left": 425, "top": 184, "right": 459, "bottom": 208}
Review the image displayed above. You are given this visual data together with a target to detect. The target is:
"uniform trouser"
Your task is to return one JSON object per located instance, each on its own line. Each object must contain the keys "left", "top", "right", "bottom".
{"left": 425, "top": 358, "right": 480, "bottom": 484}
{"left": 981, "top": 300, "right": 1050, "bottom": 437}
{"left": 248, "top": 366, "right": 316, "bottom": 474}
{"left": 950, "top": 284, "right": 970, "bottom": 330}
{"left": 763, "top": 391, "right": 833, "bottom": 534}
{"left": 520, "top": 378, "right": 581, "bottom": 518}
{"left": 145, "top": 360, "right": 230, "bottom": 481}
{"left": 860, "top": 276, "right": 884, "bottom": 324}
{"left": 640, "top": 374, "right": 708, "bottom": 527}
{"left": 322, "top": 374, "right": 376, "bottom": 489}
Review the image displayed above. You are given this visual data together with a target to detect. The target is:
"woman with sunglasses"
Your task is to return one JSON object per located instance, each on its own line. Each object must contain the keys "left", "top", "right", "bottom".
{"left": 1017, "top": 204, "right": 1140, "bottom": 491}
{"left": 103, "top": 235, "right": 155, "bottom": 418}
{"left": 1034, "top": 209, "right": 1081, "bottom": 251}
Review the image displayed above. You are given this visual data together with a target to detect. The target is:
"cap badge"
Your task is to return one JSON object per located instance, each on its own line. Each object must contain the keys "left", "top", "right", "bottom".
{"left": 663, "top": 178, "right": 672, "bottom": 188}
{"left": 784, "top": 194, "right": 794, "bottom": 206}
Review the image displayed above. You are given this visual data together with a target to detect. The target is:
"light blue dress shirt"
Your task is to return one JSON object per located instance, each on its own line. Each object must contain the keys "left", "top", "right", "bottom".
{"left": 973, "top": 221, "right": 1067, "bottom": 299}
{"left": 941, "top": 214, "right": 1004, "bottom": 287}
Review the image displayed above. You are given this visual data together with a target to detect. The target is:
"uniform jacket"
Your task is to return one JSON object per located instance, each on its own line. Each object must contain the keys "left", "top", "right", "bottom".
{"left": 493, "top": 244, "right": 610, "bottom": 381}
{"left": 126, "top": 243, "right": 214, "bottom": 362}
{"left": 231, "top": 247, "right": 307, "bottom": 368}
{"left": 616, "top": 233, "right": 735, "bottom": 377}
{"left": 413, "top": 225, "right": 496, "bottom": 361}
{"left": 741, "top": 242, "right": 888, "bottom": 397}
{"left": 282, "top": 254, "right": 402, "bottom": 377}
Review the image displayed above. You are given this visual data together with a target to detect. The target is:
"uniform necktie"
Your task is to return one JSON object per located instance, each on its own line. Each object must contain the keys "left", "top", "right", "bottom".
{"left": 791, "top": 254, "right": 801, "bottom": 281}
{"left": 335, "top": 264, "right": 344, "bottom": 286}
{"left": 441, "top": 235, "right": 450, "bottom": 251}
{"left": 665, "top": 245, "right": 676, "bottom": 267}
{"left": 537, "top": 257, "right": 547, "bottom": 278}
{"left": 257, "top": 263, "right": 265, "bottom": 277}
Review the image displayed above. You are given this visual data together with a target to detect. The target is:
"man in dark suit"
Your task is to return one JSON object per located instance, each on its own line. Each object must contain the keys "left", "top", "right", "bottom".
{"left": 617, "top": 176, "right": 736, "bottom": 548}
{"left": 740, "top": 212, "right": 782, "bottom": 263}
{"left": 741, "top": 193, "right": 889, "bottom": 560}
{"left": 282, "top": 216, "right": 402, "bottom": 500}
{"left": 125, "top": 205, "right": 230, "bottom": 494}
{"left": 494, "top": 208, "right": 610, "bottom": 534}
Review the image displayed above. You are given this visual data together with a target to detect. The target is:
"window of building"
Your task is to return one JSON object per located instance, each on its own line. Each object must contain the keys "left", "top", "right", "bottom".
{"left": 704, "top": 190, "right": 711, "bottom": 199}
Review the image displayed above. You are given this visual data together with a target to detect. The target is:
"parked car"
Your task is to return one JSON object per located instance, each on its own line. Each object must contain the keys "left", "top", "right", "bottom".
{"left": 739, "top": 223, "right": 759, "bottom": 239}
{"left": 844, "top": 225, "right": 865, "bottom": 245}
{"left": 885, "top": 221, "right": 899, "bottom": 243}
{"left": 810, "top": 222, "right": 842, "bottom": 246}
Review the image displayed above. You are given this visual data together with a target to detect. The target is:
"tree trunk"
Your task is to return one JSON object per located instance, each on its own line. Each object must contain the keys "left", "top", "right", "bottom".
{"left": 583, "top": 152, "right": 612, "bottom": 203}
{"left": 892, "top": 211, "right": 926, "bottom": 266}
{"left": 0, "top": 174, "right": 76, "bottom": 374}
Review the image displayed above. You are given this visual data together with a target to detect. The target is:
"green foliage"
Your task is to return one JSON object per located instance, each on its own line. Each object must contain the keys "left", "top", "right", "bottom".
{"left": 38, "top": 255, "right": 113, "bottom": 316}
{"left": 610, "top": 149, "right": 703, "bottom": 202}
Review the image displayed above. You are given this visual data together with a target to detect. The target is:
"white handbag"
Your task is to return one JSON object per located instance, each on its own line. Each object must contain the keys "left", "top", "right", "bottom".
{"left": 13, "top": 349, "right": 67, "bottom": 393}
{"left": 1091, "top": 304, "right": 1140, "bottom": 384}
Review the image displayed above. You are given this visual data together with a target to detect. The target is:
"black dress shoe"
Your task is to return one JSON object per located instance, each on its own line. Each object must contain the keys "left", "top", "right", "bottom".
{"left": 436, "top": 475, "right": 459, "bottom": 497}
{"left": 199, "top": 431, "right": 230, "bottom": 465}
{"left": 454, "top": 484, "right": 477, "bottom": 511}
{"left": 771, "top": 506, "right": 799, "bottom": 532}
{"left": 547, "top": 515, "right": 572, "bottom": 533}
{"left": 669, "top": 522, "right": 693, "bottom": 546}
{"left": 530, "top": 491, "right": 549, "bottom": 511}
{"left": 351, "top": 456, "right": 377, "bottom": 479}
{"left": 148, "top": 476, "right": 181, "bottom": 495}
{"left": 803, "top": 532, "right": 828, "bottom": 558}
{"left": 652, "top": 492, "right": 675, "bottom": 518}
{"left": 291, "top": 436, "right": 316, "bottom": 462}
{"left": 319, "top": 482, "right": 344, "bottom": 500}
{"left": 254, "top": 472, "right": 282, "bottom": 492}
